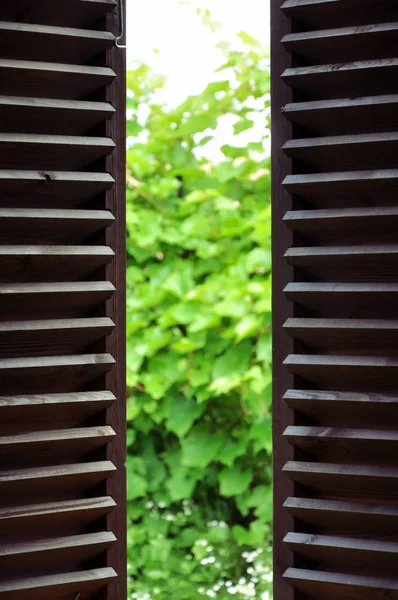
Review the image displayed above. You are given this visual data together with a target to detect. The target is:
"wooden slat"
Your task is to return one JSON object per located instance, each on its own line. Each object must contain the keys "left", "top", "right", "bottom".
{"left": 0, "top": 21, "right": 114, "bottom": 64}
{"left": 284, "top": 567, "right": 398, "bottom": 600}
{"left": 0, "top": 461, "right": 116, "bottom": 505}
{"left": 284, "top": 389, "right": 398, "bottom": 425}
{"left": 0, "top": 59, "right": 115, "bottom": 100}
{"left": 0, "top": 426, "right": 116, "bottom": 466}
{"left": 0, "top": 96, "right": 115, "bottom": 135}
{"left": 284, "top": 426, "right": 398, "bottom": 461}
{"left": 283, "top": 461, "right": 398, "bottom": 499}
{"left": 283, "top": 59, "right": 398, "bottom": 99}
{"left": 282, "top": 95, "right": 398, "bottom": 136}
{"left": 0, "top": 1, "right": 117, "bottom": 28}
{"left": 0, "top": 170, "right": 114, "bottom": 208}
{"left": 283, "top": 132, "right": 398, "bottom": 171}
{"left": 0, "top": 354, "right": 115, "bottom": 394}
{"left": 285, "top": 532, "right": 398, "bottom": 572}
{"left": 284, "top": 318, "right": 398, "bottom": 352}
{"left": 281, "top": 0, "right": 398, "bottom": 28}
{"left": 0, "top": 134, "right": 115, "bottom": 170}
{"left": 284, "top": 497, "right": 398, "bottom": 537}
{"left": 284, "top": 282, "right": 398, "bottom": 318}
{"left": 283, "top": 207, "right": 398, "bottom": 244}
{"left": 284, "top": 354, "right": 398, "bottom": 391}
{"left": 0, "top": 531, "right": 116, "bottom": 570}
{"left": 0, "top": 391, "right": 115, "bottom": 432}
{"left": 0, "top": 245, "right": 114, "bottom": 283}
{"left": 285, "top": 245, "right": 398, "bottom": 281}
{"left": 0, "top": 567, "right": 117, "bottom": 600}
{"left": 0, "top": 496, "right": 115, "bottom": 530}
{"left": 0, "top": 282, "right": 115, "bottom": 320}
{"left": 275, "top": 1, "right": 398, "bottom": 596}
{"left": 283, "top": 170, "right": 398, "bottom": 207}
{"left": 0, "top": 209, "right": 114, "bottom": 244}
{"left": 0, "top": 318, "right": 114, "bottom": 358}
{"left": 282, "top": 23, "right": 398, "bottom": 63}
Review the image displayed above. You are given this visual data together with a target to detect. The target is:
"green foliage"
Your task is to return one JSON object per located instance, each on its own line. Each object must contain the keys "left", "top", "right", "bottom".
{"left": 126, "top": 28, "right": 272, "bottom": 600}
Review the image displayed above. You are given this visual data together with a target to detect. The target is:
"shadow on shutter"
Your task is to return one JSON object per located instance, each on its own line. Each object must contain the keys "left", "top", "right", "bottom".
{"left": 273, "top": 1, "right": 398, "bottom": 599}
{"left": 0, "top": 1, "right": 126, "bottom": 600}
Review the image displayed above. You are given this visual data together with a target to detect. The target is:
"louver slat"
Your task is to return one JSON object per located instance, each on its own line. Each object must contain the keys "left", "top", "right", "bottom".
{"left": 0, "top": 1, "right": 125, "bottom": 598}
{"left": 0, "top": 496, "right": 116, "bottom": 537}
{"left": 0, "top": 59, "right": 116, "bottom": 100}
{"left": 284, "top": 568, "right": 398, "bottom": 600}
{"left": 0, "top": 22, "right": 114, "bottom": 63}
{"left": 284, "top": 497, "right": 398, "bottom": 536}
{"left": 282, "top": 23, "right": 398, "bottom": 63}
{"left": 1, "top": 1, "right": 117, "bottom": 28}
{"left": 0, "top": 96, "right": 115, "bottom": 135}
{"left": 282, "top": 96, "right": 398, "bottom": 136}
{"left": 281, "top": 0, "right": 398, "bottom": 28}
{"left": 273, "top": 1, "right": 398, "bottom": 599}
{"left": 0, "top": 209, "right": 115, "bottom": 243}
{"left": 0, "top": 134, "right": 115, "bottom": 170}
{"left": 0, "top": 568, "right": 117, "bottom": 600}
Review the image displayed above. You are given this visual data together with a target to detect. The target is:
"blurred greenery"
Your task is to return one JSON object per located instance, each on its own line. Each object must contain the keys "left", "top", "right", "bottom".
{"left": 126, "top": 25, "right": 272, "bottom": 600}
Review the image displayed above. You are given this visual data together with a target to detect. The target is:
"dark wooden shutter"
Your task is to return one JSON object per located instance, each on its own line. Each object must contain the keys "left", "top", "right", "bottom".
{"left": 0, "top": 2, "right": 126, "bottom": 600}
{"left": 272, "top": 2, "right": 398, "bottom": 599}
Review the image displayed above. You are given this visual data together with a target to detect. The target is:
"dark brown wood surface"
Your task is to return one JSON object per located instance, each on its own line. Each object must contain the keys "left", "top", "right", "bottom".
{"left": 272, "top": 1, "right": 398, "bottom": 598}
{"left": 271, "top": 2, "right": 295, "bottom": 600}
{"left": 0, "top": 1, "right": 126, "bottom": 599}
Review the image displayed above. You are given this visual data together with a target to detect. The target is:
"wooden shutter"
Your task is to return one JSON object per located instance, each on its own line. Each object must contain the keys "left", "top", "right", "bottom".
{"left": 272, "top": 2, "right": 398, "bottom": 599}
{"left": 0, "top": 2, "right": 126, "bottom": 600}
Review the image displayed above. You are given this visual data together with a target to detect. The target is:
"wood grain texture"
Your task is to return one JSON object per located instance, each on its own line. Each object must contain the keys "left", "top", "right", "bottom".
{"left": 0, "top": 3, "right": 125, "bottom": 597}
{"left": 0, "top": 354, "right": 115, "bottom": 394}
{"left": 271, "top": 2, "right": 295, "bottom": 599}
{"left": 0, "top": 21, "right": 114, "bottom": 63}
{"left": 0, "top": 58, "right": 116, "bottom": 100}
{"left": 0, "top": 568, "right": 117, "bottom": 600}
{"left": 284, "top": 567, "right": 398, "bottom": 600}
{"left": 282, "top": 95, "right": 398, "bottom": 136}
{"left": 284, "top": 497, "right": 398, "bottom": 538}
{"left": 283, "top": 206, "right": 398, "bottom": 244}
{"left": 0, "top": 282, "right": 115, "bottom": 320}
{"left": 0, "top": 531, "right": 116, "bottom": 571}
{"left": 0, "top": 208, "right": 114, "bottom": 244}
{"left": 0, "top": 461, "right": 116, "bottom": 507}
{"left": 0, "top": 133, "right": 115, "bottom": 170}
{"left": 281, "top": 0, "right": 398, "bottom": 27}
{"left": 283, "top": 132, "right": 398, "bottom": 171}
{"left": 105, "top": 4, "right": 127, "bottom": 597}
{"left": 283, "top": 389, "right": 398, "bottom": 428}
{"left": 0, "top": 0, "right": 117, "bottom": 28}
{"left": 0, "top": 96, "right": 115, "bottom": 135}
{"left": 282, "top": 22, "right": 398, "bottom": 63}
{"left": 276, "top": 3, "right": 398, "bottom": 596}
{"left": 283, "top": 461, "right": 398, "bottom": 499}
{"left": 0, "top": 170, "right": 114, "bottom": 208}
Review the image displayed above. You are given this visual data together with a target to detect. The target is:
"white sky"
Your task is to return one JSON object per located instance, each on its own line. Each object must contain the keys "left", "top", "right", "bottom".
{"left": 126, "top": 0, "right": 270, "bottom": 105}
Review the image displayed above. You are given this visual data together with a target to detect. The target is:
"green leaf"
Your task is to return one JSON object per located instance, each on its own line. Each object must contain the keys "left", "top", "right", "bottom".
{"left": 232, "top": 519, "right": 268, "bottom": 546}
{"left": 212, "top": 340, "right": 252, "bottom": 380}
{"left": 235, "top": 315, "right": 260, "bottom": 341}
{"left": 166, "top": 395, "right": 205, "bottom": 438}
{"left": 218, "top": 436, "right": 248, "bottom": 467}
{"left": 233, "top": 118, "right": 254, "bottom": 135}
{"left": 219, "top": 466, "right": 253, "bottom": 497}
{"left": 181, "top": 424, "right": 225, "bottom": 468}
{"left": 257, "top": 333, "right": 272, "bottom": 362}
{"left": 165, "top": 472, "right": 197, "bottom": 502}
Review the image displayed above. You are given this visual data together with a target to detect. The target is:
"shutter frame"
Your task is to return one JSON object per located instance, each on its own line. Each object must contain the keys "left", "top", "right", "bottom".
{"left": 271, "top": 3, "right": 295, "bottom": 600}
{"left": 0, "top": 1, "right": 126, "bottom": 598}
{"left": 273, "top": 1, "right": 398, "bottom": 599}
